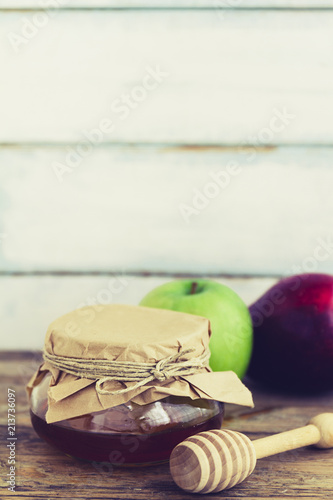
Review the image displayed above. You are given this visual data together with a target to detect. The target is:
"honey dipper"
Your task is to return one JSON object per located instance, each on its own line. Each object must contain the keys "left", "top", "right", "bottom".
{"left": 170, "top": 413, "right": 333, "bottom": 494}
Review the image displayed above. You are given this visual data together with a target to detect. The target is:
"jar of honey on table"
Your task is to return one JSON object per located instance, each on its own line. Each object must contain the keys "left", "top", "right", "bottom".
{"left": 27, "top": 304, "right": 252, "bottom": 465}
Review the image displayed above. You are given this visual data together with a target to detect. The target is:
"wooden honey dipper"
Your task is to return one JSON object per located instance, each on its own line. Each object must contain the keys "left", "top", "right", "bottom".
{"left": 170, "top": 413, "right": 333, "bottom": 494}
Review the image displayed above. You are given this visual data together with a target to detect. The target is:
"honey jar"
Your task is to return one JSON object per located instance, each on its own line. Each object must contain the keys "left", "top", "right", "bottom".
{"left": 27, "top": 304, "right": 252, "bottom": 465}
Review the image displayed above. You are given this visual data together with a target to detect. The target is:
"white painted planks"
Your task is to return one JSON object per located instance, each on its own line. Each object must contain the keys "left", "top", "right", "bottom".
{"left": 0, "top": 275, "right": 276, "bottom": 349}
{"left": 1, "top": 1, "right": 333, "bottom": 9}
{"left": 1, "top": 145, "right": 333, "bottom": 275}
{"left": 1, "top": 10, "right": 333, "bottom": 144}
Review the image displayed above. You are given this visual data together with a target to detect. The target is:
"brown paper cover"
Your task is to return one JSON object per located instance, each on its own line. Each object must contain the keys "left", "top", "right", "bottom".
{"left": 27, "top": 304, "right": 253, "bottom": 423}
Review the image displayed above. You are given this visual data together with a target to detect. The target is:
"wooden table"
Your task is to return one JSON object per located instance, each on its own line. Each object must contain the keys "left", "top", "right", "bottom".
{"left": 1, "top": 352, "right": 332, "bottom": 499}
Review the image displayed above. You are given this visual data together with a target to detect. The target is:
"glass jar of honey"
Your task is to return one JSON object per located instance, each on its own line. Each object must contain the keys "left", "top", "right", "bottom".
{"left": 27, "top": 304, "right": 252, "bottom": 465}
{"left": 30, "top": 371, "right": 224, "bottom": 465}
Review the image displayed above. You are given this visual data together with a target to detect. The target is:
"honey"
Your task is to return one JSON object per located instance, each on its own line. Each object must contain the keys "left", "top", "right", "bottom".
{"left": 30, "top": 374, "right": 224, "bottom": 465}
{"left": 30, "top": 409, "right": 223, "bottom": 465}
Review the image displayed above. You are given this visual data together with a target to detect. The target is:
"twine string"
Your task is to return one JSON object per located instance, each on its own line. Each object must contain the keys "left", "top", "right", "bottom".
{"left": 43, "top": 348, "right": 210, "bottom": 396}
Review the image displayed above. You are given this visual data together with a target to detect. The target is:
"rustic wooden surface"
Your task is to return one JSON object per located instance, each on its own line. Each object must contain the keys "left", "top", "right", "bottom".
{"left": 1, "top": 351, "right": 333, "bottom": 499}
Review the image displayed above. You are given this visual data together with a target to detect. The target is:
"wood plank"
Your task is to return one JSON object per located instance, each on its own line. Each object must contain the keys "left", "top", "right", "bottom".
{"left": 1, "top": 10, "right": 333, "bottom": 144}
{"left": 1, "top": 0, "right": 333, "bottom": 9}
{"left": 1, "top": 145, "right": 333, "bottom": 275}
{"left": 0, "top": 275, "right": 276, "bottom": 349}
{"left": 1, "top": 351, "right": 333, "bottom": 499}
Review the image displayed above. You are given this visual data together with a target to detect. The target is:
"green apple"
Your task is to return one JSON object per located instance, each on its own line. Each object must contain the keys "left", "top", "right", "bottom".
{"left": 139, "top": 279, "right": 253, "bottom": 379}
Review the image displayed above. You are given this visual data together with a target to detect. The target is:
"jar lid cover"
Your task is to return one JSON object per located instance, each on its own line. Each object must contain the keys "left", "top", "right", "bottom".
{"left": 45, "top": 303, "right": 211, "bottom": 361}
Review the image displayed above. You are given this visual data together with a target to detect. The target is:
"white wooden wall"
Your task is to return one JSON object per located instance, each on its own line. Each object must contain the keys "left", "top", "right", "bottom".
{"left": 1, "top": 1, "right": 333, "bottom": 348}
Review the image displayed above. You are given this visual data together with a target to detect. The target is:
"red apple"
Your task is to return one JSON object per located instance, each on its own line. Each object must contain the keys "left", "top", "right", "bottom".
{"left": 248, "top": 273, "right": 333, "bottom": 393}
